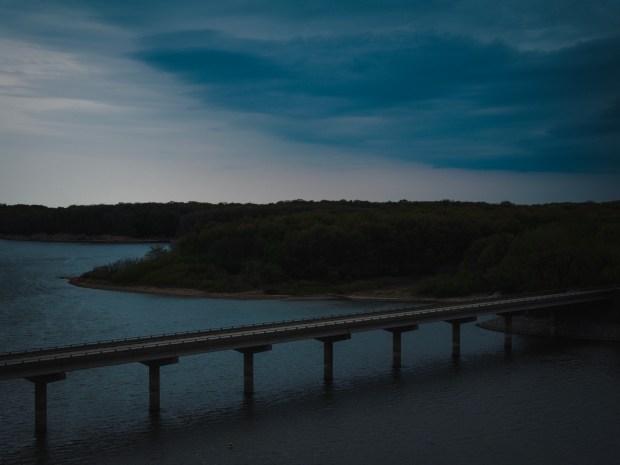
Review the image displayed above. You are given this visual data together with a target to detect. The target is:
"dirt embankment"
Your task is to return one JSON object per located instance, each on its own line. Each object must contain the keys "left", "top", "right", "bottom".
{"left": 69, "top": 277, "right": 344, "bottom": 300}
{"left": 67, "top": 276, "right": 435, "bottom": 301}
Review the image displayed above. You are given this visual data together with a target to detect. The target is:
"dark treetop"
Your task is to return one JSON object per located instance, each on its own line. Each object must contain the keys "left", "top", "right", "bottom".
{"left": 2, "top": 200, "right": 619, "bottom": 297}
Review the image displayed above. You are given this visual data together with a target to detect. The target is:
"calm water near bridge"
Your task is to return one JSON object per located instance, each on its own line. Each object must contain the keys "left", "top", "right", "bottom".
{"left": 1, "top": 239, "right": 619, "bottom": 465}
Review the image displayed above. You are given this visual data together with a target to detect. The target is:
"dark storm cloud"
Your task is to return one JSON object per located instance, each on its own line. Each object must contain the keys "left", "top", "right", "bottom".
{"left": 137, "top": 31, "right": 517, "bottom": 111}
{"left": 135, "top": 29, "right": 620, "bottom": 172}
{"left": 137, "top": 49, "right": 289, "bottom": 84}
{"left": 50, "top": 0, "right": 620, "bottom": 40}
{"left": 549, "top": 99, "right": 620, "bottom": 138}
{"left": 2, "top": 0, "right": 619, "bottom": 190}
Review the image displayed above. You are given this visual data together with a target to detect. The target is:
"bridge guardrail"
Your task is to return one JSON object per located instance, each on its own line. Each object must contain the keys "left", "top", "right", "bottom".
{"left": 0, "top": 287, "right": 614, "bottom": 370}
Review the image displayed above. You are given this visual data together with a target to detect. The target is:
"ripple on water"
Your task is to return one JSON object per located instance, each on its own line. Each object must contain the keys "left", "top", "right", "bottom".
{"left": 1, "top": 240, "right": 620, "bottom": 465}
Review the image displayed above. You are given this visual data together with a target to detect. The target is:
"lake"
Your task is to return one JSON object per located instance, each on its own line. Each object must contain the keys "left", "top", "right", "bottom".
{"left": 1, "top": 239, "right": 619, "bottom": 464}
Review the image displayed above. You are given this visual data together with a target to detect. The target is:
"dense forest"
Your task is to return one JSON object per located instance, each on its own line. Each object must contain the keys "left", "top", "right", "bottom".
{"left": 0, "top": 202, "right": 202, "bottom": 239}
{"left": 2, "top": 201, "right": 619, "bottom": 297}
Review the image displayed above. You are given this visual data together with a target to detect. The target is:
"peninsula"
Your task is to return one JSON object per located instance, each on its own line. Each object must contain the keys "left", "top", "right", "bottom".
{"left": 3, "top": 200, "right": 611, "bottom": 299}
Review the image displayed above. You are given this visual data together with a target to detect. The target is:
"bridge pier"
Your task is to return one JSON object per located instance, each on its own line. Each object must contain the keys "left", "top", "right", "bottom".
{"left": 140, "top": 357, "right": 178, "bottom": 412}
{"left": 444, "top": 317, "right": 476, "bottom": 358}
{"left": 497, "top": 311, "right": 524, "bottom": 352}
{"left": 316, "top": 334, "right": 351, "bottom": 382}
{"left": 503, "top": 314, "right": 513, "bottom": 351}
{"left": 385, "top": 325, "right": 418, "bottom": 369}
{"left": 550, "top": 309, "right": 559, "bottom": 337}
{"left": 235, "top": 345, "right": 272, "bottom": 395}
{"left": 26, "top": 372, "right": 66, "bottom": 435}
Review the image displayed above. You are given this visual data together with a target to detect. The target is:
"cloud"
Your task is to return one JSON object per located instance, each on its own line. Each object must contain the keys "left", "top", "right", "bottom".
{"left": 136, "top": 48, "right": 290, "bottom": 85}
{"left": 138, "top": 31, "right": 515, "bottom": 109}
{"left": 40, "top": 0, "right": 620, "bottom": 48}
{"left": 1, "top": 0, "right": 619, "bottom": 206}
{"left": 133, "top": 29, "right": 620, "bottom": 173}
{"left": 549, "top": 99, "right": 620, "bottom": 138}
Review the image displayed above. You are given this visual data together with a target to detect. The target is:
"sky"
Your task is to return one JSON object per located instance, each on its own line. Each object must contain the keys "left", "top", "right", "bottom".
{"left": 1, "top": 0, "right": 619, "bottom": 206}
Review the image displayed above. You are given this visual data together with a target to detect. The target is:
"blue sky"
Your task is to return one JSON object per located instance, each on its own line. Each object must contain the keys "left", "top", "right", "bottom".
{"left": 1, "top": 0, "right": 619, "bottom": 206}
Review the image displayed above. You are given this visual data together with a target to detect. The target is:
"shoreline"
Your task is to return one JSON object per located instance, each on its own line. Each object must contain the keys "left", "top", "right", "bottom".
{"left": 69, "top": 277, "right": 295, "bottom": 300}
{"left": 68, "top": 277, "right": 445, "bottom": 302}
{"left": 69, "top": 278, "right": 620, "bottom": 341}
{"left": 0, "top": 234, "right": 170, "bottom": 244}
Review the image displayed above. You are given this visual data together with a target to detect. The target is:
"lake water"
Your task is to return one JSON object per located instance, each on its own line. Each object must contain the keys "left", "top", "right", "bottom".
{"left": 1, "top": 239, "right": 619, "bottom": 465}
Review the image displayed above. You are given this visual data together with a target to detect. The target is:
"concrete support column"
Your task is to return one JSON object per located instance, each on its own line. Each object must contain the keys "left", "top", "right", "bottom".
{"left": 385, "top": 325, "right": 418, "bottom": 369}
{"left": 148, "top": 364, "right": 161, "bottom": 411}
{"left": 503, "top": 314, "right": 513, "bottom": 352}
{"left": 496, "top": 311, "right": 523, "bottom": 353}
{"left": 550, "top": 310, "right": 558, "bottom": 338}
{"left": 235, "top": 345, "right": 272, "bottom": 396}
{"left": 392, "top": 331, "right": 401, "bottom": 368}
{"left": 323, "top": 340, "right": 334, "bottom": 381}
{"left": 451, "top": 322, "right": 461, "bottom": 358}
{"left": 34, "top": 381, "right": 48, "bottom": 434}
{"left": 444, "top": 317, "right": 476, "bottom": 359}
{"left": 243, "top": 351, "right": 254, "bottom": 395}
{"left": 140, "top": 357, "right": 178, "bottom": 412}
{"left": 316, "top": 333, "right": 351, "bottom": 382}
{"left": 26, "top": 372, "right": 66, "bottom": 435}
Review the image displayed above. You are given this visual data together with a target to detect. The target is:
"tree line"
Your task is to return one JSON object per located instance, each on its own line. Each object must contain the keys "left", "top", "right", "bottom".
{"left": 13, "top": 199, "right": 614, "bottom": 297}
{"left": 0, "top": 202, "right": 205, "bottom": 239}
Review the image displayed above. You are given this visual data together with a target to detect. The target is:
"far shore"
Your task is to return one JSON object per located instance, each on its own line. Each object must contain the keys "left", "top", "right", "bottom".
{"left": 1, "top": 233, "right": 170, "bottom": 244}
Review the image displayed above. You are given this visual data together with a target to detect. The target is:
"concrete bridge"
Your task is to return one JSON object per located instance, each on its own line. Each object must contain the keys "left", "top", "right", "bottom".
{"left": 1, "top": 287, "right": 616, "bottom": 434}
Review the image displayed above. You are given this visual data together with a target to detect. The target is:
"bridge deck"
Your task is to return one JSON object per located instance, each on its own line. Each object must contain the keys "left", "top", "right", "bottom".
{"left": 0, "top": 288, "right": 613, "bottom": 381}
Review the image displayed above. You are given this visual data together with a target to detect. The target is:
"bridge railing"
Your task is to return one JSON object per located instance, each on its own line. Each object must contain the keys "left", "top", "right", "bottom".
{"left": 0, "top": 292, "right": 594, "bottom": 367}
{"left": 1, "top": 286, "right": 615, "bottom": 365}
{"left": 0, "top": 305, "right": 417, "bottom": 360}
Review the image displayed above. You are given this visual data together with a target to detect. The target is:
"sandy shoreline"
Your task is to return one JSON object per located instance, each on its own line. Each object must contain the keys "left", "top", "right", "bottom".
{"left": 67, "top": 277, "right": 510, "bottom": 303}
{"left": 69, "top": 277, "right": 296, "bottom": 299}
{"left": 67, "top": 277, "right": 441, "bottom": 302}
{"left": 69, "top": 278, "right": 620, "bottom": 341}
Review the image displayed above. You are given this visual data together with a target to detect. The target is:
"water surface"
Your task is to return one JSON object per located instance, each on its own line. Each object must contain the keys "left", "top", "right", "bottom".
{"left": 1, "top": 239, "right": 618, "bottom": 464}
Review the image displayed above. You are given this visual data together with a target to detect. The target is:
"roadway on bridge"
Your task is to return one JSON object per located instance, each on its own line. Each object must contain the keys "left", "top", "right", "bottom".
{"left": 0, "top": 288, "right": 613, "bottom": 381}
